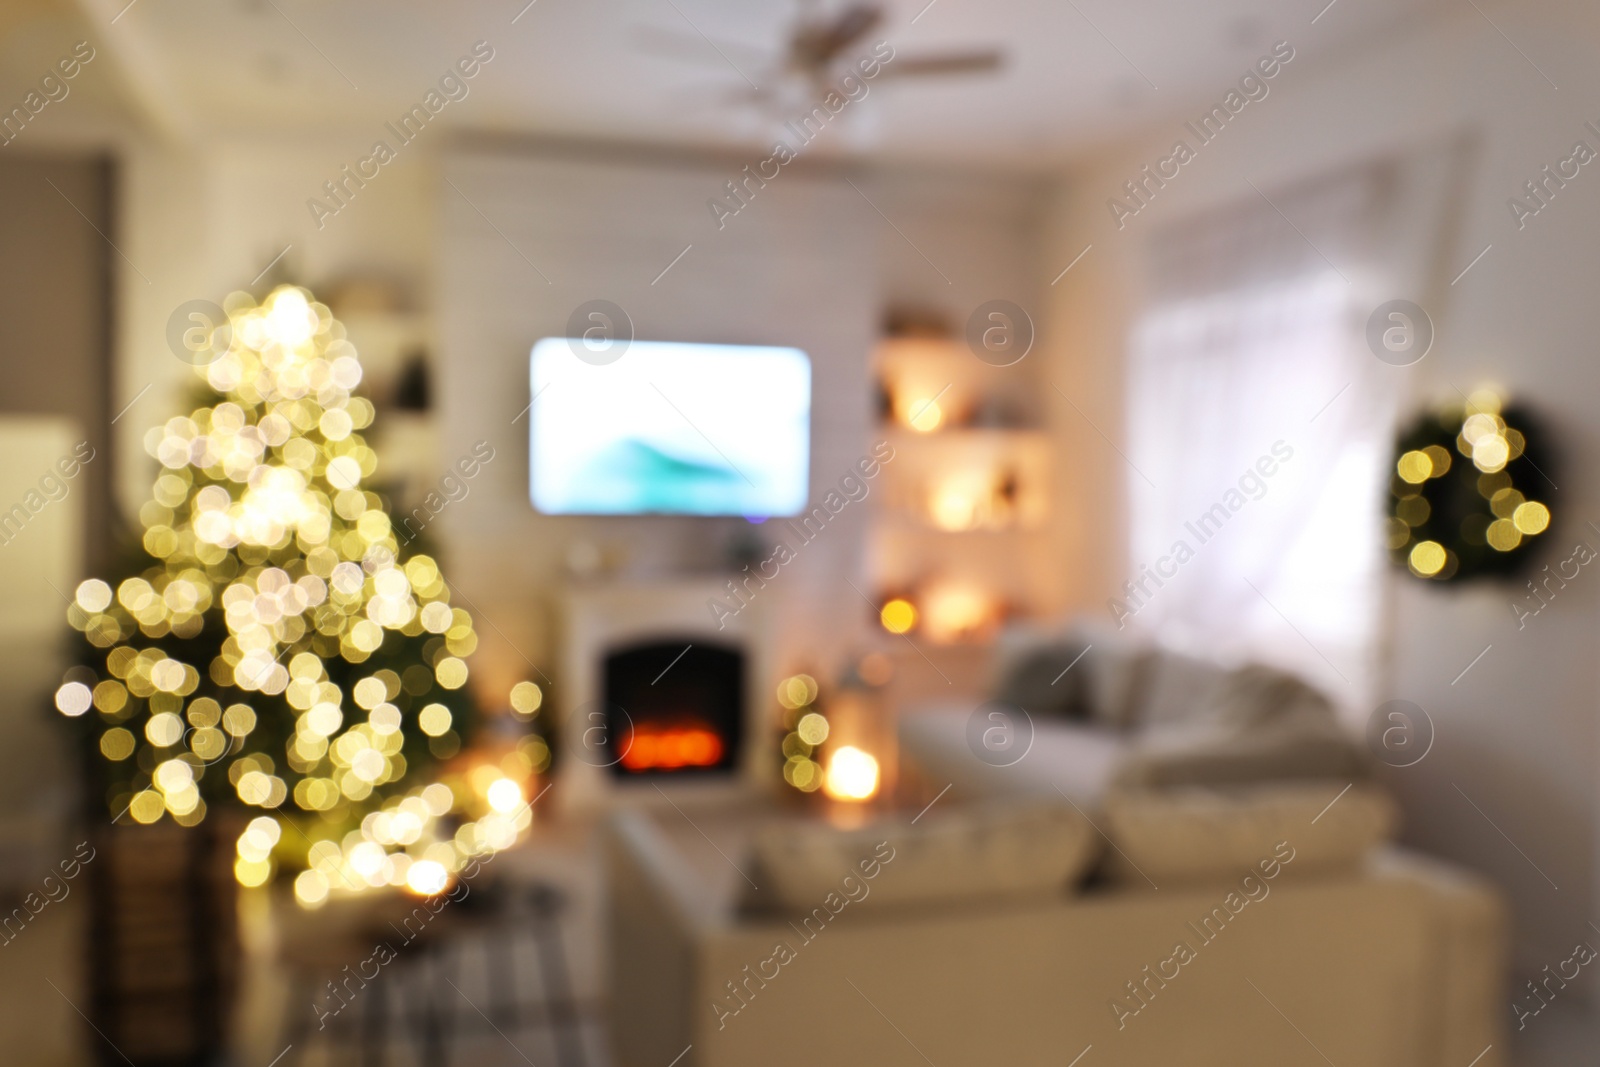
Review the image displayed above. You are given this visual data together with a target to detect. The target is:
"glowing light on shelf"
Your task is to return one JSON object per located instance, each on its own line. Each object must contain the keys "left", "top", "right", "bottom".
{"left": 930, "top": 484, "right": 981, "bottom": 531}
{"left": 906, "top": 399, "right": 943, "bottom": 433}
{"left": 922, "top": 584, "right": 999, "bottom": 643}
{"left": 880, "top": 598, "right": 917, "bottom": 634}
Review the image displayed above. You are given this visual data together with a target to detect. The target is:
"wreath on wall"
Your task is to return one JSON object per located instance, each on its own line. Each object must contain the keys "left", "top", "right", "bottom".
{"left": 1387, "top": 390, "right": 1552, "bottom": 582}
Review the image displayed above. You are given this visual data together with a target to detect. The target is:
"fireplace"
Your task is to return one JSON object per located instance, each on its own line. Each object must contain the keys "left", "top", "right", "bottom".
{"left": 557, "top": 579, "right": 771, "bottom": 811}
{"left": 602, "top": 641, "right": 743, "bottom": 779}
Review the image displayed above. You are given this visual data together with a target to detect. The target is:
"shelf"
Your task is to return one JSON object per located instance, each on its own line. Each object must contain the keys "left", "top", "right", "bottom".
{"left": 875, "top": 337, "right": 1044, "bottom": 430}
{"left": 876, "top": 426, "right": 1049, "bottom": 532}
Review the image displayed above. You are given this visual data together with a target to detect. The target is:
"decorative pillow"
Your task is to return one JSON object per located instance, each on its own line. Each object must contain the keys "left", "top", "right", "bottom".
{"left": 1064, "top": 620, "right": 1150, "bottom": 729}
{"left": 995, "top": 643, "right": 1092, "bottom": 720}
{"left": 743, "top": 799, "right": 1099, "bottom": 914}
{"left": 992, "top": 620, "right": 1147, "bottom": 729}
{"left": 1099, "top": 782, "right": 1397, "bottom": 886}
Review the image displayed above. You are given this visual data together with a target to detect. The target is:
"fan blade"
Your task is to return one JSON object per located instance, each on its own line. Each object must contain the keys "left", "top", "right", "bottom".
{"left": 792, "top": 3, "right": 883, "bottom": 67}
{"left": 875, "top": 50, "right": 1004, "bottom": 77}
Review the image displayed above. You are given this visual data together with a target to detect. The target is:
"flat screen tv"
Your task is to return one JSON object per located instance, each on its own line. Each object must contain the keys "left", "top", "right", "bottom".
{"left": 529, "top": 338, "right": 811, "bottom": 516}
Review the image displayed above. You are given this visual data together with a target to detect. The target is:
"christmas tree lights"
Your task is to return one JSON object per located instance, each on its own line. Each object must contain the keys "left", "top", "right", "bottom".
{"left": 56, "top": 286, "right": 536, "bottom": 904}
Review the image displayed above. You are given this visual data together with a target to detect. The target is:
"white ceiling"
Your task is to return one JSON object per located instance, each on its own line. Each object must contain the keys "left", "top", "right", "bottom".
{"left": 23, "top": 0, "right": 1451, "bottom": 168}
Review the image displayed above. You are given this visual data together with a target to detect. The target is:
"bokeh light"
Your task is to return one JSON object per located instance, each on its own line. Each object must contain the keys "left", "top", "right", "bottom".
{"left": 822, "top": 746, "right": 880, "bottom": 801}
{"left": 880, "top": 597, "right": 917, "bottom": 634}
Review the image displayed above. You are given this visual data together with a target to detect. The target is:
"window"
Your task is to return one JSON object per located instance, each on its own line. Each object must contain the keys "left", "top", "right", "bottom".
{"left": 1120, "top": 170, "right": 1397, "bottom": 703}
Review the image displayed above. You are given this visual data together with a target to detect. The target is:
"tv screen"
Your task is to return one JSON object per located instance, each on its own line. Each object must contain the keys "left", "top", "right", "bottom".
{"left": 529, "top": 338, "right": 811, "bottom": 516}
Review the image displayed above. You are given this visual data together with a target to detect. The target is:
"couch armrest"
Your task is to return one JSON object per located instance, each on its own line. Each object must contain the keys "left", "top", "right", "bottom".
{"left": 604, "top": 811, "right": 724, "bottom": 1067}
{"left": 1372, "top": 849, "right": 1509, "bottom": 1067}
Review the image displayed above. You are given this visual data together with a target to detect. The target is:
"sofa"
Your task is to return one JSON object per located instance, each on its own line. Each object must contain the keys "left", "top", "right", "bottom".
{"left": 898, "top": 620, "right": 1374, "bottom": 804}
{"left": 604, "top": 803, "right": 1505, "bottom": 1067}
{"left": 603, "top": 626, "right": 1506, "bottom": 1067}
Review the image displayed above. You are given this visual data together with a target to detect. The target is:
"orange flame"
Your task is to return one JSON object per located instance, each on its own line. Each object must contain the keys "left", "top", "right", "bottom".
{"left": 619, "top": 723, "right": 725, "bottom": 771}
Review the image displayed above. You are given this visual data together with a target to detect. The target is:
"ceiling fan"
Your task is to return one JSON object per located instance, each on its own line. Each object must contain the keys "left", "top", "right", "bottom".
{"left": 635, "top": 1, "right": 1004, "bottom": 114}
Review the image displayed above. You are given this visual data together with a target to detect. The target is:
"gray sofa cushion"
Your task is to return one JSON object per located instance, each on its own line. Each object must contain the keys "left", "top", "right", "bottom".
{"left": 994, "top": 642, "right": 1092, "bottom": 720}
{"left": 992, "top": 620, "right": 1147, "bottom": 729}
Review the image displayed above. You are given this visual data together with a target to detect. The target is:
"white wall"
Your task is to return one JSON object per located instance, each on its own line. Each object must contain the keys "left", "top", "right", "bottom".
{"left": 1040, "top": 1, "right": 1600, "bottom": 979}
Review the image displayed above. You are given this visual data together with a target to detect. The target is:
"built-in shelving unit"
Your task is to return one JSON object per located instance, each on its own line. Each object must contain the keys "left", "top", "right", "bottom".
{"left": 865, "top": 334, "right": 1053, "bottom": 647}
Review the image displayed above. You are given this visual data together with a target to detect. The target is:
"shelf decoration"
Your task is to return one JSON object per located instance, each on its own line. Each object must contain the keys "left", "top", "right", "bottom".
{"left": 1388, "top": 388, "right": 1552, "bottom": 582}
{"left": 54, "top": 285, "right": 532, "bottom": 904}
{"left": 927, "top": 466, "right": 1022, "bottom": 531}
{"left": 920, "top": 581, "right": 1002, "bottom": 643}
{"left": 901, "top": 396, "right": 945, "bottom": 433}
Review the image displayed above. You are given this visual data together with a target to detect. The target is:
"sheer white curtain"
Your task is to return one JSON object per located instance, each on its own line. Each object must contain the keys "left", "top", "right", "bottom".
{"left": 1123, "top": 169, "right": 1398, "bottom": 702}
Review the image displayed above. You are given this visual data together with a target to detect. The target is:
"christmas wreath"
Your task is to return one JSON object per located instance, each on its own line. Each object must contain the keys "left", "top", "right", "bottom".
{"left": 1387, "top": 390, "right": 1552, "bottom": 582}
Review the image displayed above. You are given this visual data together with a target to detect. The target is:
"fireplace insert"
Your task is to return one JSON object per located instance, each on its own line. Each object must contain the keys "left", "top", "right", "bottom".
{"left": 601, "top": 639, "right": 744, "bottom": 778}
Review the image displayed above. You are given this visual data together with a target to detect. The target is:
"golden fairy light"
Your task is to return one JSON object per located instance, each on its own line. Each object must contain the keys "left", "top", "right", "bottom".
{"left": 776, "top": 672, "right": 826, "bottom": 793}
{"left": 56, "top": 285, "right": 536, "bottom": 903}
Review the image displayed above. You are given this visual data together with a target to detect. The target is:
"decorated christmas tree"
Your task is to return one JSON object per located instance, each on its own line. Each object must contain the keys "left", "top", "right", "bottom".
{"left": 54, "top": 285, "right": 533, "bottom": 906}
